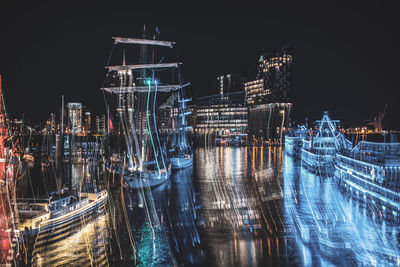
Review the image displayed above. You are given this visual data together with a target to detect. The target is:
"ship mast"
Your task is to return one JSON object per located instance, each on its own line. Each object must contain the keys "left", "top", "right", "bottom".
{"left": 102, "top": 27, "right": 189, "bottom": 172}
{"left": 0, "top": 75, "right": 8, "bottom": 161}
{"left": 177, "top": 92, "right": 192, "bottom": 148}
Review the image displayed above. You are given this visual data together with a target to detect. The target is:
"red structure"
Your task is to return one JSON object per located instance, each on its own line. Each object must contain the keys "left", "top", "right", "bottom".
{"left": 0, "top": 74, "right": 16, "bottom": 265}
{"left": 0, "top": 74, "right": 9, "bottom": 179}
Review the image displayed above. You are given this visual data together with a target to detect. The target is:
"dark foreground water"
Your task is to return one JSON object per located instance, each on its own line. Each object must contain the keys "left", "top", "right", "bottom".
{"left": 26, "top": 147, "right": 400, "bottom": 266}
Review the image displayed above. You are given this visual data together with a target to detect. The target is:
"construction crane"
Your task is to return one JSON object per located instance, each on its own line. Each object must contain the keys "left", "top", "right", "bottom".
{"left": 374, "top": 104, "right": 387, "bottom": 133}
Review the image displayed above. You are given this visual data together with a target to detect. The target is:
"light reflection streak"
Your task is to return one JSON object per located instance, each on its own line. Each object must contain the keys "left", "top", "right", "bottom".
{"left": 196, "top": 146, "right": 285, "bottom": 266}
{"left": 32, "top": 214, "right": 110, "bottom": 267}
{"left": 107, "top": 163, "right": 203, "bottom": 266}
{"left": 284, "top": 150, "right": 400, "bottom": 266}
{"left": 21, "top": 142, "right": 400, "bottom": 266}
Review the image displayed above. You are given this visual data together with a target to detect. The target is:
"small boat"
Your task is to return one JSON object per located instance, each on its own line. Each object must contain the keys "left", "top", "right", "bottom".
{"left": 170, "top": 153, "right": 193, "bottom": 170}
{"left": 168, "top": 93, "right": 193, "bottom": 170}
{"left": 125, "top": 162, "right": 172, "bottom": 188}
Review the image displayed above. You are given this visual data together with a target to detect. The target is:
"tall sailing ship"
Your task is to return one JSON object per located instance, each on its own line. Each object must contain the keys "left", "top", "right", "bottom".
{"left": 168, "top": 92, "right": 193, "bottom": 170}
{"left": 102, "top": 27, "right": 190, "bottom": 188}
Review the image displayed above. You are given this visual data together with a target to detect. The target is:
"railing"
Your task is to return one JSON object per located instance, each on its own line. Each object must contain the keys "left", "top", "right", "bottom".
{"left": 301, "top": 149, "right": 333, "bottom": 164}
{"left": 336, "top": 164, "right": 400, "bottom": 203}
{"left": 336, "top": 154, "right": 384, "bottom": 181}
{"left": 353, "top": 141, "right": 400, "bottom": 156}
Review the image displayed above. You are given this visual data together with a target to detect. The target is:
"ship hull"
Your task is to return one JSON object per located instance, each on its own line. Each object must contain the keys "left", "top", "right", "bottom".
{"left": 170, "top": 155, "right": 193, "bottom": 170}
{"left": 125, "top": 165, "right": 172, "bottom": 189}
{"left": 335, "top": 163, "right": 400, "bottom": 212}
{"left": 20, "top": 191, "right": 109, "bottom": 266}
{"left": 284, "top": 136, "right": 304, "bottom": 159}
{"left": 301, "top": 149, "right": 334, "bottom": 175}
{"left": 25, "top": 192, "right": 108, "bottom": 240}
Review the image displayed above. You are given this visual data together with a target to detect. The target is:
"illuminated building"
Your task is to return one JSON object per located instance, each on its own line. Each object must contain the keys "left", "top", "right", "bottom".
{"left": 195, "top": 91, "right": 248, "bottom": 140}
{"left": 84, "top": 111, "right": 91, "bottom": 134}
{"left": 215, "top": 73, "right": 244, "bottom": 95}
{"left": 67, "top": 103, "right": 83, "bottom": 134}
{"left": 245, "top": 44, "right": 293, "bottom": 143}
{"left": 157, "top": 95, "right": 176, "bottom": 134}
{"left": 100, "top": 114, "right": 106, "bottom": 135}
{"left": 158, "top": 95, "right": 194, "bottom": 135}
{"left": 95, "top": 115, "right": 100, "bottom": 134}
{"left": 94, "top": 114, "right": 106, "bottom": 136}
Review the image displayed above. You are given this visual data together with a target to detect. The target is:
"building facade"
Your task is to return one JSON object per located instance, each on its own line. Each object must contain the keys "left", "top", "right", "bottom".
{"left": 67, "top": 103, "right": 83, "bottom": 135}
{"left": 84, "top": 111, "right": 91, "bottom": 135}
{"left": 195, "top": 91, "right": 248, "bottom": 140}
{"left": 245, "top": 44, "right": 293, "bottom": 143}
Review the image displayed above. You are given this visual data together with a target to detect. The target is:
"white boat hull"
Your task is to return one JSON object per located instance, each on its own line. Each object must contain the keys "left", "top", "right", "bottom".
{"left": 125, "top": 165, "right": 172, "bottom": 189}
{"left": 170, "top": 155, "right": 193, "bottom": 170}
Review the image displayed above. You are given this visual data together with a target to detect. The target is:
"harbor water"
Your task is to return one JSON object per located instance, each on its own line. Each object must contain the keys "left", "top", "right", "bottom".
{"left": 24, "top": 146, "right": 400, "bottom": 266}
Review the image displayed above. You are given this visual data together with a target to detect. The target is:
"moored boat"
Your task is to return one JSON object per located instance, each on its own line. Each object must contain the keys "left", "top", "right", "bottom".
{"left": 335, "top": 141, "right": 400, "bottom": 210}
{"left": 170, "top": 154, "right": 193, "bottom": 170}
{"left": 284, "top": 125, "right": 309, "bottom": 158}
{"left": 125, "top": 163, "right": 172, "bottom": 188}
{"left": 301, "top": 111, "right": 352, "bottom": 175}
{"left": 168, "top": 93, "right": 193, "bottom": 170}
{"left": 16, "top": 189, "right": 108, "bottom": 235}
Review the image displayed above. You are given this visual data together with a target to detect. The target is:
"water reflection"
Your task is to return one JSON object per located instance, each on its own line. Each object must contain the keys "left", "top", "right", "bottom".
{"left": 17, "top": 146, "right": 400, "bottom": 266}
{"left": 18, "top": 160, "right": 110, "bottom": 267}
{"left": 32, "top": 214, "right": 110, "bottom": 267}
{"left": 284, "top": 152, "right": 400, "bottom": 266}
{"left": 195, "top": 146, "right": 290, "bottom": 266}
{"left": 116, "top": 165, "right": 204, "bottom": 266}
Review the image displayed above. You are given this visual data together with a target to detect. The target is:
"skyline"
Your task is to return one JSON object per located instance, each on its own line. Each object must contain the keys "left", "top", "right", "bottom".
{"left": 0, "top": 1, "right": 399, "bottom": 129}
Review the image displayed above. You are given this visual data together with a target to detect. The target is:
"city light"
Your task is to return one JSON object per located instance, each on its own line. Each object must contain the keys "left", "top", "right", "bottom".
{"left": 1, "top": 3, "right": 399, "bottom": 266}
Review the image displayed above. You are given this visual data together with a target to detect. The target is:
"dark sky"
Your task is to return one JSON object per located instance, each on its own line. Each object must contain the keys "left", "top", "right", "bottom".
{"left": 0, "top": 0, "right": 399, "bottom": 129}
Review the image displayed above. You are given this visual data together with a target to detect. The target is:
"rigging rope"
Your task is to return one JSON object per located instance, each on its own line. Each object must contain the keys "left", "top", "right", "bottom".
{"left": 153, "top": 82, "right": 166, "bottom": 169}
{"left": 146, "top": 82, "right": 161, "bottom": 174}
{"left": 102, "top": 42, "right": 116, "bottom": 112}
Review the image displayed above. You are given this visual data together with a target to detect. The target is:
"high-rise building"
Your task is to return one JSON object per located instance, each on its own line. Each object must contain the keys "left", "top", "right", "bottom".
{"left": 100, "top": 114, "right": 106, "bottom": 135}
{"left": 94, "top": 114, "right": 106, "bottom": 135}
{"left": 245, "top": 44, "right": 293, "bottom": 143}
{"left": 95, "top": 115, "right": 100, "bottom": 135}
{"left": 84, "top": 111, "right": 91, "bottom": 135}
{"left": 67, "top": 103, "right": 83, "bottom": 134}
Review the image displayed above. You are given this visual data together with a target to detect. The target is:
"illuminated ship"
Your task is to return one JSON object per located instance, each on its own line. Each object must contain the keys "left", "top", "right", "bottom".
{"left": 168, "top": 93, "right": 193, "bottom": 170}
{"left": 301, "top": 111, "right": 352, "bottom": 175}
{"left": 102, "top": 26, "right": 189, "bottom": 188}
{"left": 335, "top": 141, "right": 400, "bottom": 210}
{"left": 16, "top": 189, "right": 108, "bottom": 235}
{"left": 284, "top": 125, "right": 309, "bottom": 159}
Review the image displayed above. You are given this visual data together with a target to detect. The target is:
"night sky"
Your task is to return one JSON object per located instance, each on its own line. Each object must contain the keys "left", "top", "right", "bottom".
{"left": 0, "top": 1, "right": 399, "bottom": 129}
